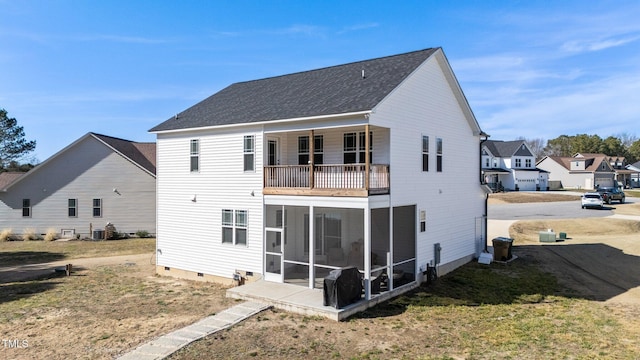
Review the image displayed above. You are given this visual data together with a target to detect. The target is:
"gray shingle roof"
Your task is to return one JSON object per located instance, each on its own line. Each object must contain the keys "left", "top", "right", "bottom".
{"left": 485, "top": 140, "right": 531, "bottom": 158}
{"left": 150, "top": 48, "right": 439, "bottom": 132}
{"left": 92, "top": 133, "right": 156, "bottom": 175}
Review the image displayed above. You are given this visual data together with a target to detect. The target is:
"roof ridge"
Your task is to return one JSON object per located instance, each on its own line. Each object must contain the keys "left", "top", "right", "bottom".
{"left": 231, "top": 48, "right": 438, "bottom": 86}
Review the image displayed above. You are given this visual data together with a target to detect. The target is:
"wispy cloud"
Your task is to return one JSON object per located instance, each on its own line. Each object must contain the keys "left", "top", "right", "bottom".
{"left": 561, "top": 34, "right": 640, "bottom": 53}
{"left": 268, "top": 24, "right": 326, "bottom": 37}
{"left": 337, "top": 22, "right": 379, "bottom": 34}
{"left": 476, "top": 73, "right": 640, "bottom": 140}
{"left": 74, "top": 34, "right": 170, "bottom": 44}
{"left": 2, "top": 30, "right": 171, "bottom": 45}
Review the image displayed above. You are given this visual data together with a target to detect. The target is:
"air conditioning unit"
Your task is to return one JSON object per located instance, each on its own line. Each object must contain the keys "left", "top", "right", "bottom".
{"left": 92, "top": 230, "right": 104, "bottom": 240}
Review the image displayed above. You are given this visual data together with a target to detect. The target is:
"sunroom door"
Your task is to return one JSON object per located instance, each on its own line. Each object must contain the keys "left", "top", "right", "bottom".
{"left": 264, "top": 228, "right": 284, "bottom": 282}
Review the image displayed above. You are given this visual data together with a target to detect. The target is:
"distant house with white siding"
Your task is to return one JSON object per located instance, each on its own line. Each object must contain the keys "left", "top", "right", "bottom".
{"left": 0, "top": 133, "right": 156, "bottom": 239}
{"left": 627, "top": 161, "right": 640, "bottom": 188}
{"left": 481, "top": 140, "right": 548, "bottom": 191}
{"left": 537, "top": 153, "right": 616, "bottom": 190}
{"left": 150, "top": 48, "right": 487, "bottom": 302}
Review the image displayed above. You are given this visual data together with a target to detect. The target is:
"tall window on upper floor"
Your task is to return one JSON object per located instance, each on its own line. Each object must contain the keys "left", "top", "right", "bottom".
{"left": 190, "top": 139, "right": 200, "bottom": 172}
{"left": 525, "top": 159, "right": 532, "bottom": 168}
{"left": 244, "top": 135, "right": 255, "bottom": 171}
{"left": 422, "top": 135, "right": 429, "bottom": 172}
{"left": 515, "top": 159, "right": 522, "bottom": 167}
{"left": 298, "top": 135, "right": 323, "bottom": 165}
{"left": 22, "top": 199, "right": 31, "bottom": 217}
{"left": 485, "top": 157, "right": 490, "bottom": 168}
{"left": 344, "top": 132, "right": 372, "bottom": 164}
{"left": 436, "top": 138, "right": 443, "bottom": 172}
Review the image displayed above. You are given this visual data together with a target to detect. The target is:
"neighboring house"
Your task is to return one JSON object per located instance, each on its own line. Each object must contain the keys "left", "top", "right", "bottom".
{"left": 537, "top": 153, "right": 616, "bottom": 190}
{"left": 481, "top": 140, "right": 548, "bottom": 191}
{"left": 626, "top": 161, "right": 640, "bottom": 188}
{"left": 0, "top": 133, "right": 156, "bottom": 239}
{"left": 607, "top": 156, "right": 636, "bottom": 189}
{"left": 150, "top": 48, "right": 487, "bottom": 302}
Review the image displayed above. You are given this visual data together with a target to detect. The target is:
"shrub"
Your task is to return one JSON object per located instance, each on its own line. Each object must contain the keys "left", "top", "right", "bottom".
{"left": 44, "top": 228, "right": 59, "bottom": 241}
{"left": 0, "top": 228, "right": 13, "bottom": 242}
{"left": 22, "top": 228, "right": 38, "bottom": 241}
{"left": 135, "top": 230, "right": 150, "bottom": 238}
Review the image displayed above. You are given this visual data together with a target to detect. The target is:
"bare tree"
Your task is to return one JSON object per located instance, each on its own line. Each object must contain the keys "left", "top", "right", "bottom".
{"left": 517, "top": 137, "right": 546, "bottom": 160}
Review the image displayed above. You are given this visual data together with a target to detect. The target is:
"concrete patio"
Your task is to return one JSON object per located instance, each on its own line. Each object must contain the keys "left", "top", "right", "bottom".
{"left": 226, "top": 279, "right": 420, "bottom": 321}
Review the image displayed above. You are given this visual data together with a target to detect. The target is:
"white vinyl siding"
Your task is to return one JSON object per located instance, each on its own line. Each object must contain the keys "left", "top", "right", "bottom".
{"left": 370, "top": 50, "right": 484, "bottom": 273}
{"left": 155, "top": 128, "right": 263, "bottom": 278}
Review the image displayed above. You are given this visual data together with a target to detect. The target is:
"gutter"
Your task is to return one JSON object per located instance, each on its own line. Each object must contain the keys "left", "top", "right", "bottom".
{"left": 479, "top": 132, "right": 490, "bottom": 252}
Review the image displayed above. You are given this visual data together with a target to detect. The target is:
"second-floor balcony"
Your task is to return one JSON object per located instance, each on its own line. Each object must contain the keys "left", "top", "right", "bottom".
{"left": 264, "top": 164, "right": 390, "bottom": 197}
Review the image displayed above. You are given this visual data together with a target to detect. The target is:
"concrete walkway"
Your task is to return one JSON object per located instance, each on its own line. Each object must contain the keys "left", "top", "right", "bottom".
{"left": 117, "top": 301, "right": 271, "bottom": 360}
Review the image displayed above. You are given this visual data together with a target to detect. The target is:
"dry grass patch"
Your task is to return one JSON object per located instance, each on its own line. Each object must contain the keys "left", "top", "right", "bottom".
{"left": 0, "top": 238, "right": 156, "bottom": 266}
{"left": 510, "top": 218, "right": 640, "bottom": 244}
{"left": 489, "top": 192, "right": 580, "bottom": 205}
{"left": 0, "top": 258, "right": 234, "bottom": 359}
{"left": 614, "top": 201, "right": 640, "bottom": 216}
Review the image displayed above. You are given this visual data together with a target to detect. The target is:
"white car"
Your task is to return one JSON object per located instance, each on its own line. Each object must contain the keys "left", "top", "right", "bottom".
{"left": 581, "top": 192, "right": 604, "bottom": 209}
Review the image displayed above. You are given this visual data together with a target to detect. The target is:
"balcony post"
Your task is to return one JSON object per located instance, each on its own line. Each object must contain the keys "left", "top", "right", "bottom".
{"left": 365, "top": 124, "right": 370, "bottom": 190}
{"left": 309, "top": 129, "right": 315, "bottom": 189}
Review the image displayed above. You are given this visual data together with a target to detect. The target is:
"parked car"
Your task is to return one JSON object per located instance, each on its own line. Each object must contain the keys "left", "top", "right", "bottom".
{"left": 581, "top": 192, "right": 604, "bottom": 209}
{"left": 596, "top": 187, "right": 625, "bottom": 204}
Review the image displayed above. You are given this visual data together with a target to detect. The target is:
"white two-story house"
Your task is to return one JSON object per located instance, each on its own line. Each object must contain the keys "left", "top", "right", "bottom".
{"left": 150, "top": 48, "right": 487, "bottom": 304}
{"left": 482, "top": 140, "right": 548, "bottom": 191}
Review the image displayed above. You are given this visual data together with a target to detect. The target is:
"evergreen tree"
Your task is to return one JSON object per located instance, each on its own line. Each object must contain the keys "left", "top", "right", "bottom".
{"left": 0, "top": 108, "right": 36, "bottom": 169}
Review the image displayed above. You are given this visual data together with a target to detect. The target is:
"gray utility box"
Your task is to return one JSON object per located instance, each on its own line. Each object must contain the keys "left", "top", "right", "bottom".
{"left": 539, "top": 231, "right": 556, "bottom": 243}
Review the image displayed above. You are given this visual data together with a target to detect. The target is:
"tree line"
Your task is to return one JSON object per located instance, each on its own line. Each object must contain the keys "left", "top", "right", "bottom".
{"left": 520, "top": 134, "right": 640, "bottom": 164}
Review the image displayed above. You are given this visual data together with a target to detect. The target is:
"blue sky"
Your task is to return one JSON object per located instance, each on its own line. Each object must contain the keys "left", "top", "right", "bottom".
{"left": 1, "top": 0, "right": 639, "bottom": 162}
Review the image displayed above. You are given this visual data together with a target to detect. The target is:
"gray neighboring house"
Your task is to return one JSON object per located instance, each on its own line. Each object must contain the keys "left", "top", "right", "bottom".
{"left": 481, "top": 140, "right": 548, "bottom": 191}
{"left": 0, "top": 133, "right": 156, "bottom": 239}
{"left": 537, "top": 153, "right": 615, "bottom": 190}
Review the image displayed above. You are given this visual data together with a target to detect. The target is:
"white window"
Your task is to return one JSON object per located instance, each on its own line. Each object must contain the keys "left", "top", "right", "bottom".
{"left": 68, "top": 199, "right": 77, "bottom": 217}
{"left": 222, "top": 209, "right": 248, "bottom": 246}
{"left": 244, "top": 135, "right": 255, "bottom": 171}
{"left": 515, "top": 159, "right": 522, "bottom": 167}
{"left": 436, "top": 138, "right": 443, "bottom": 172}
{"left": 485, "top": 157, "right": 490, "bottom": 168}
{"left": 190, "top": 139, "right": 199, "bottom": 172}
{"left": 422, "top": 135, "right": 429, "bottom": 172}
{"left": 525, "top": 159, "right": 532, "bottom": 168}
{"left": 298, "top": 135, "right": 323, "bottom": 165}
{"left": 92, "top": 198, "right": 102, "bottom": 217}
{"left": 344, "top": 131, "right": 372, "bottom": 164}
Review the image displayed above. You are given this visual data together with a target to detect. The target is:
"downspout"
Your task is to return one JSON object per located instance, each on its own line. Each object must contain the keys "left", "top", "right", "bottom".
{"left": 479, "top": 131, "right": 490, "bottom": 252}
